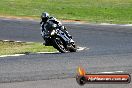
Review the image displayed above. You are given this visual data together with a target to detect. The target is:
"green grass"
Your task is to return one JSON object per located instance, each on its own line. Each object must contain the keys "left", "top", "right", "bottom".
{"left": 0, "top": 0, "right": 132, "bottom": 24}
{"left": 0, "top": 41, "right": 56, "bottom": 55}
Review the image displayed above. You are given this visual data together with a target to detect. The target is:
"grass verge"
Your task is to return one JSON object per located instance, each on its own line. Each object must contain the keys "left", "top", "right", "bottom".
{"left": 0, "top": 41, "right": 57, "bottom": 55}
{"left": 0, "top": 0, "right": 132, "bottom": 24}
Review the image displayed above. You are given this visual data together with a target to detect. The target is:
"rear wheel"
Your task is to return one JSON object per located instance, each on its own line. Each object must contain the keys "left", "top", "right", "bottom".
{"left": 67, "top": 43, "right": 77, "bottom": 52}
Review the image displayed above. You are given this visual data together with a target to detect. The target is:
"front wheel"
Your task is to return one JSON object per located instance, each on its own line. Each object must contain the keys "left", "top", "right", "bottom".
{"left": 52, "top": 37, "right": 68, "bottom": 53}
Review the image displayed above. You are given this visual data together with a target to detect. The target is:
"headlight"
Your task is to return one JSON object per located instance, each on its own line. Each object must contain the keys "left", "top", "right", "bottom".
{"left": 51, "top": 30, "right": 56, "bottom": 36}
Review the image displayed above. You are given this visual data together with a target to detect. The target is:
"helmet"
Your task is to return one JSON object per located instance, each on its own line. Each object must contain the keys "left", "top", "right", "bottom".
{"left": 41, "top": 12, "right": 49, "bottom": 21}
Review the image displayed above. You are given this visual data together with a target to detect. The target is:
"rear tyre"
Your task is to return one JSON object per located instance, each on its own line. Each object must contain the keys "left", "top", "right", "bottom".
{"left": 67, "top": 43, "right": 77, "bottom": 52}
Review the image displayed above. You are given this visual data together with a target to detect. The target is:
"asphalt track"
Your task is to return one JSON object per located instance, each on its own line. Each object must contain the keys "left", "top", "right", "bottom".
{"left": 0, "top": 18, "right": 132, "bottom": 88}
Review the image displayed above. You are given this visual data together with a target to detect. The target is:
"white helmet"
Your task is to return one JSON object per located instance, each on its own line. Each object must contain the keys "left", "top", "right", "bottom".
{"left": 41, "top": 12, "right": 49, "bottom": 20}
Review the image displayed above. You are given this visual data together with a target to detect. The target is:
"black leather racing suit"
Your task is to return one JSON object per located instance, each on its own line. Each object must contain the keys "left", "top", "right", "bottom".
{"left": 40, "top": 17, "right": 72, "bottom": 45}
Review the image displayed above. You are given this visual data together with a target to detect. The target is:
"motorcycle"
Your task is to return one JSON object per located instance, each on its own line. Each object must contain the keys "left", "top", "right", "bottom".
{"left": 43, "top": 22, "right": 77, "bottom": 53}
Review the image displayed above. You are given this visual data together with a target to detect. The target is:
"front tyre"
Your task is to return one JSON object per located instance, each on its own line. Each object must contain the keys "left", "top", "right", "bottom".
{"left": 52, "top": 37, "right": 67, "bottom": 53}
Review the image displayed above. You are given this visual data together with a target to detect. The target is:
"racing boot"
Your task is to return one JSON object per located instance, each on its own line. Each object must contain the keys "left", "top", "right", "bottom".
{"left": 42, "top": 36, "right": 51, "bottom": 46}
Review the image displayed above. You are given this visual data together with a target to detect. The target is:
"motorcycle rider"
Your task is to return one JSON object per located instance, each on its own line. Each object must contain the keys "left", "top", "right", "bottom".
{"left": 40, "top": 12, "right": 72, "bottom": 45}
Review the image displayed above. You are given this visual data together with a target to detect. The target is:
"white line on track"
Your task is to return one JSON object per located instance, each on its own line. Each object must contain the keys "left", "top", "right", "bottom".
{"left": 0, "top": 52, "right": 61, "bottom": 58}
{"left": 99, "top": 23, "right": 132, "bottom": 27}
{"left": 0, "top": 54, "right": 25, "bottom": 58}
{"left": 121, "top": 24, "right": 132, "bottom": 26}
{"left": 1, "top": 40, "right": 34, "bottom": 43}
{"left": 15, "top": 41, "right": 24, "bottom": 43}
{"left": 77, "top": 46, "right": 89, "bottom": 51}
{"left": 36, "top": 51, "right": 60, "bottom": 54}
{"left": 0, "top": 52, "right": 60, "bottom": 58}
{"left": 2, "top": 40, "right": 10, "bottom": 42}
{"left": 100, "top": 23, "right": 117, "bottom": 26}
